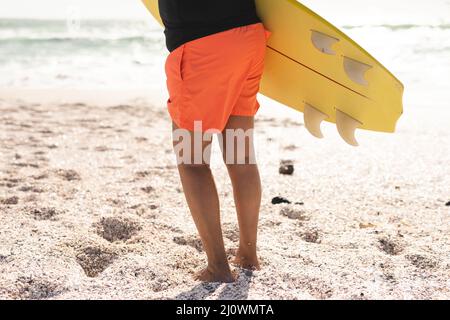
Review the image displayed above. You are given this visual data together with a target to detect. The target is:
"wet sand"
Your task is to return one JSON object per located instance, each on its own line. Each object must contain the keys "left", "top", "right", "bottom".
{"left": 0, "top": 89, "right": 449, "bottom": 299}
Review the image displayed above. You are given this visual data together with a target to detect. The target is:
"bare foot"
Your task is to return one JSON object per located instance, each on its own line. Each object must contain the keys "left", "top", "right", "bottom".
{"left": 194, "top": 267, "right": 236, "bottom": 283}
{"left": 232, "top": 249, "right": 261, "bottom": 270}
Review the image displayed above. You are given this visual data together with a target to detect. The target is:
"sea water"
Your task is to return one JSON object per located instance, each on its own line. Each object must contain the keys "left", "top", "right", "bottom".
{"left": 0, "top": 0, "right": 449, "bottom": 108}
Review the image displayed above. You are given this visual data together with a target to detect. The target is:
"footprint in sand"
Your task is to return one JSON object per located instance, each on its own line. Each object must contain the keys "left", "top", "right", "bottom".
{"left": 94, "top": 217, "right": 142, "bottom": 243}
{"left": 28, "top": 207, "right": 64, "bottom": 221}
{"left": 406, "top": 254, "right": 438, "bottom": 270}
{"left": 15, "top": 276, "right": 63, "bottom": 300}
{"left": 75, "top": 246, "right": 118, "bottom": 278}
{"left": 300, "top": 229, "right": 321, "bottom": 244}
{"left": 1, "top": 196, "right": 19, "bottom": 205}
{"left": 378, "top": 237, "right": 404, "bottom": 255}
{"left": 173, "top": 235, "right": 203, "bottom": 252}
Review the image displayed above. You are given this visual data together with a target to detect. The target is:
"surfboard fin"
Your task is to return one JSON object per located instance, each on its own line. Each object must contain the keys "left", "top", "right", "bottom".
{"left": 343, "top": 57, "right": 372, "bottom": 86}
{"left": 304, "top": 103, "right": 328, "bottom": 139}
{"left": 311, "top": 30, "right": 339, "bottom": 55}
{"left": 335, "top": 110, "right": 362, "bottom": 146}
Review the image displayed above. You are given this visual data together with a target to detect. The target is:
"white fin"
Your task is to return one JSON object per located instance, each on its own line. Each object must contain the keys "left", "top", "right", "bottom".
{"left": 304, "top": 103, "right": 328, "bottom": 139}
{"left": 335, "top": 109, "right": 362, "bottom": 146}
{"left": 311, "top": 30, "right": 339, "bottom": 55}
{"left": 343, "top": 57, "right": 372, "bottom": 86}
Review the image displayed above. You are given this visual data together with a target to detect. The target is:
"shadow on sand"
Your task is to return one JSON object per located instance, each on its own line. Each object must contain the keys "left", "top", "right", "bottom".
{"left": 174, "top": 269, "right": 254, "bottom": 300}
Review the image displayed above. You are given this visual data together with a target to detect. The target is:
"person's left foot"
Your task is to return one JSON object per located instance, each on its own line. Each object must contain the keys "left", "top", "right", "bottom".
{"left": 194, "top": 266, "right": 236, "bottom": 283}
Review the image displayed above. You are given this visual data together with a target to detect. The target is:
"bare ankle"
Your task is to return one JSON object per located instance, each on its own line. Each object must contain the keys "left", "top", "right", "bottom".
{"left": 207, "top": 261, "right": 231, "bottom": 275}
{"left": 233, "top": 246, "right": 260, "bottom": 270}
{"left": 195, "top": 264, "right": 235, "bottom": 283}
{"left": 237, "top": 242, "right": 257, "bottom": 257}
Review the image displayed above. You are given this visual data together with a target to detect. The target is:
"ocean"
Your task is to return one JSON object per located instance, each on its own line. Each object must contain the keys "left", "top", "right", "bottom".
{"left": 0, "top": 0, "right": 449, "bottom": 108}
{"left": 0, "top": 19, "right": 166, "bottom": 90}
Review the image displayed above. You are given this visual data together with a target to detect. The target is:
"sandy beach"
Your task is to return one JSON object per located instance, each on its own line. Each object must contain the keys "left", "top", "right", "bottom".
{"left": 0, "top": 88, "right": 449, "bottom": 300}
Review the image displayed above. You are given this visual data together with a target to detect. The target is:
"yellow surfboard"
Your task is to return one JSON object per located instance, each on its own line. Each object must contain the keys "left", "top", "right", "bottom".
{"left": 141, "top": 0, "right": 404, "bottom": 146}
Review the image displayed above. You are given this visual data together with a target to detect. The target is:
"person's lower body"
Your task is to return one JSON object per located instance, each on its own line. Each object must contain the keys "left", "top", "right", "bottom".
{"left": 173, "top": 115, "right": 261, "bottom": 282}
{"left": 166, "top": 23, "right": 270, "bottom": 282}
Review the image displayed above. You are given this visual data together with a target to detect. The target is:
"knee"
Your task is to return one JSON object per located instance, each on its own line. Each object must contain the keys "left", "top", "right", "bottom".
{"left": 225, "top": 161, "right": 258, "bottom": 174}
{"left": 178, "top": 162, "right": 211, "bottom": 172}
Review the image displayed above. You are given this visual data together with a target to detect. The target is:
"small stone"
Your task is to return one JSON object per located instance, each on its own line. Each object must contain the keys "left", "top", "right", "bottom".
{"left": 445, "top": 201, "right": 450, "bottom": 207}
{"left": 279, "top": 160, "right": 294, "bottom": 175}
{"left": 272, "top": 197, "right": 291, "bottom": 205}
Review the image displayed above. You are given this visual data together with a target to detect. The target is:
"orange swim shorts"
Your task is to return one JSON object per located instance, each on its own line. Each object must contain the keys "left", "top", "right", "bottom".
{"left": 165, "top": 22, "right": 270, "bottom": 132}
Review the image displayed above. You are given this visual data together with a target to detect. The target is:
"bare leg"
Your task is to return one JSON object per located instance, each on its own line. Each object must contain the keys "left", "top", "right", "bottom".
{"left": 172, "top": 123, "right": 234, "bottom": 282}
{"left": 220, "top": 116, "right": 261, "bottom": 270}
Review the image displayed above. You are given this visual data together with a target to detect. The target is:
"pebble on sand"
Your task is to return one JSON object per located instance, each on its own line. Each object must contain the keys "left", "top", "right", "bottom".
{"left": 271, "top": 196, "right": 291, "bottom": 205}
{"left": 279, "top": 160, "right": 294, "bottom": 175}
